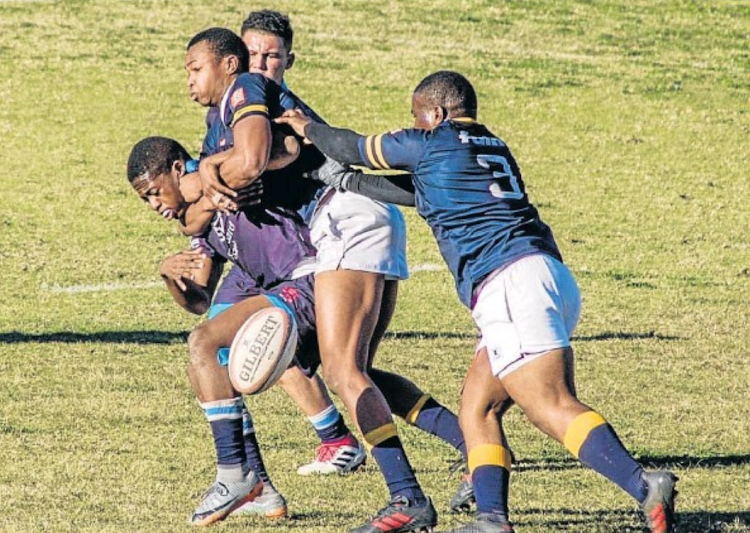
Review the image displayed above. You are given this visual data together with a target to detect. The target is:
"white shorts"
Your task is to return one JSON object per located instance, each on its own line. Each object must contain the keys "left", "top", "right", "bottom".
{"left": 472, "top": 254, "right": 581, "bottom": 379}
{"left": 309, "top": 190, "right": 409, "bottom": 280}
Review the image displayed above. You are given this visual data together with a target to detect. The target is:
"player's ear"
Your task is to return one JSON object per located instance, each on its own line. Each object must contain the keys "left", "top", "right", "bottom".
{"left": 431, "top": 106, "right": 447, "bottom": 127}
{"left": 285, "top": 51, "right": 295, "bottom": 71}
{"left": 225, "top": 54, "right": 239, "bottom": 75}
{"left": 172, "top": 159, "right": 185, "bottom": 178}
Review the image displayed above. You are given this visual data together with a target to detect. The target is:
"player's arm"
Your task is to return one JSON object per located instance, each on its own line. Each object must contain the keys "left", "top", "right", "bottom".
{"left": 199, "top": 125, "right": 300, "bottom": 209}
{"left": 159, "top": 249, "right": 223, "bottom": 315}
{"left": 312, "top": 156, "right": 416, "bottom": 206}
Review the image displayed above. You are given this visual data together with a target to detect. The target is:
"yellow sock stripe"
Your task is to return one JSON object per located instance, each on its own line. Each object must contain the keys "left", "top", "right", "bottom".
{"left": 468, "top": 444, "right": 512, "bottom": 474}
{"left": 563, "top": 411, "right": 607, "bottom": 458}
{"left": 363, "top": 423, "right": 399, "bottom": 451}
{"left": 405, "top": 394, "right": 431, "bottom": 426}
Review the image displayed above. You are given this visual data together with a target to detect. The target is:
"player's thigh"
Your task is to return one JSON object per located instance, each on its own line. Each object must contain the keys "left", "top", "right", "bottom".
{"left": 461, "top": 347, "right": 511, "bottom": 417}
{"left": 315, "top": 269, "right": 384, "bottom": 371}
{"left": 198, "top": 295, "right": 273, "bottom": 349}
{"left": 472, "top": 253, "right": 581, "bottom": 380}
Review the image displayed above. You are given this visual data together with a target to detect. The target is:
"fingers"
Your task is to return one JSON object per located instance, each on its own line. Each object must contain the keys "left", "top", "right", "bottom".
{"left": 210, "top": 191, "right": 238, "bottom": 213}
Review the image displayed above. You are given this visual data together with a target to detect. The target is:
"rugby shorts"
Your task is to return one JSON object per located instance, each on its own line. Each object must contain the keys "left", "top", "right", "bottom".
{"left": 308, "top": 190, "right": 408, "bottom": 280}
{"left": 209, "top": 268, "right": 320, "bottom": 376}
{"left": 472, "top": 253, "right": 581, "bottom": 379}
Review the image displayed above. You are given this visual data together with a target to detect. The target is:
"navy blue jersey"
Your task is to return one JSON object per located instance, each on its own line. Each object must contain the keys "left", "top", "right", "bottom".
{"left": 358, "top": 118, "right": 561, "bottom": 307}
{"left": 201, "top": 80, "right": 326, "bottom": 218}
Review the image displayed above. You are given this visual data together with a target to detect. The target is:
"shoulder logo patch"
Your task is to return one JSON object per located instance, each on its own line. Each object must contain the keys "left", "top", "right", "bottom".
{"left": 230, "top": 87, "right": 246, "bottom": 108}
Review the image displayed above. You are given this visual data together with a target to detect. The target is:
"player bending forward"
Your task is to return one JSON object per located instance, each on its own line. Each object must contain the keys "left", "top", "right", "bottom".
{"left": 277, "top": 70, "right": 679, "bottom": 533}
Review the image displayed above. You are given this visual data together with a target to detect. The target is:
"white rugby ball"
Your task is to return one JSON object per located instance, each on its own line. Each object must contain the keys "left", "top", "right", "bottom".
{"left": 228, "top": 307, "right": 298, "bottom": 395}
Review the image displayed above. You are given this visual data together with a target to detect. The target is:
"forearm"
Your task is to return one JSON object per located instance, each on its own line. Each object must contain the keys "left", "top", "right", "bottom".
{"left": 304, "top": 121, "right": 365, "bottom": 166}
{"left": 179, "top": 196, "right": 216, "bottom": 236}
{"left": 162, "top": 277, "right": 212, "bottom": 315}
{"left": 343, "top": 171, "right": 416, "bottom": 206}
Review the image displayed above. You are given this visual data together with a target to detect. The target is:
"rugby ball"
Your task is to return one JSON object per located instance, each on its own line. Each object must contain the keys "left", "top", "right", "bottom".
{"left": 228, "top": 307, "right": 298, "bottom": 395}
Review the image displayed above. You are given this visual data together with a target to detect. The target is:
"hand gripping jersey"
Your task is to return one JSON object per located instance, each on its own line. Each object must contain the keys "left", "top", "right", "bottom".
{"left": 358, "top": 118, "right": 561, "bottom": 307}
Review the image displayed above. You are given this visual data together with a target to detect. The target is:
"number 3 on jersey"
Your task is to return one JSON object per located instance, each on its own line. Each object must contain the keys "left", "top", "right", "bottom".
{"left": 477, "top": 154, "right": 524, "bottom": 200}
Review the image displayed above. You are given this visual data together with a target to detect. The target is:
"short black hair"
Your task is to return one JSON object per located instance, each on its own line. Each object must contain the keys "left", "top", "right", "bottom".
{"left": 413, "top": 70, "right": 478, "bottom": 119}
{"left": 127, "top": 136, "right": 191, "bottom": 184}
{"left": 241, "top": 9, "right": 294, "bottom": 51}
{"left": 187, "top": 27, "right": 249, "bottom": 73}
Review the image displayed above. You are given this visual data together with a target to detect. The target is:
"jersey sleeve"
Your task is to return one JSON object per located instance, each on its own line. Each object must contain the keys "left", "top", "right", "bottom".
{"left": 190, "top": 236, "right": 217, "bottom": 258}
{"left": 357, "top": 128, "right": 428, "bottom": 172}
{"left": 227, "top": 74, "right": 277, "bottom": 127}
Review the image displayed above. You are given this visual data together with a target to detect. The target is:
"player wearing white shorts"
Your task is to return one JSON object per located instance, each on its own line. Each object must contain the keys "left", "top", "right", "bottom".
{"left": 278, "top": 70, "right": 679, "bottom": 533}
{"left": 192, "top": 12, "right": 470, "bottom": 533}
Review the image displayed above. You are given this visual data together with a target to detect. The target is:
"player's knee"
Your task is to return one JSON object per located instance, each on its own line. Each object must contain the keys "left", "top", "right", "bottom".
{"left": 187, "top": 324, "right": 219, "bottom": 365}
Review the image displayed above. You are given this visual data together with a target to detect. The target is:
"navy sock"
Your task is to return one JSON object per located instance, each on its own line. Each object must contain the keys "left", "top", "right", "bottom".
{"left": 202, "top": 397, "right": 246, "bottom": 468}
{"left": 242, "top": 406, "right": 270, "bottom": 485}
{"left": 565, "top": 411, "right": 647, "bottom": 502}
{"left": 469, "top": 444, "right": 511, "bottom": 516}
{"left": 308, "top": 404, "right": 350, "bottom": 443}
{"left": 366, "top": 424, "right": 425, "bottom": 505}
{"left": 408, "top": 395, "right": 466, "bottom": 456}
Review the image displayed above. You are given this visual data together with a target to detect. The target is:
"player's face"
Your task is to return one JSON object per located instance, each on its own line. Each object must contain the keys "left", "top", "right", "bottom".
{"left": 411, "top": 93, "right": 442, "bottom": 131}
{"left": 133, "top": 171, "right": 187, "bottom": 222}
{"left": 185, "top": 42, "right": 228, "bottom": 107}
{"left": 241, "top": 30, "right": 293, "bottom": 86}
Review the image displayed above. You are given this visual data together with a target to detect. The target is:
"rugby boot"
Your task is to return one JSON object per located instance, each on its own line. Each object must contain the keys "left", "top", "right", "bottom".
{"left": 640, "top": 471, "right": 678, "bottom": 533}
{"left": 350, "top": 495, "right": 438, "bottom": 533}
{"left": 448, "top": 460, "right": 474, "bottom": 513}
{"left": 439, "top": 512, "right": 515, "bottom": 532}
{"left": 297, "top": 433, "right": 367, "bottom": 475}
{"left": 190, "top": 471, "right": 263, "bottom": 526}
{"left": 231, "top": 483, "right": 288, "bottom": 519}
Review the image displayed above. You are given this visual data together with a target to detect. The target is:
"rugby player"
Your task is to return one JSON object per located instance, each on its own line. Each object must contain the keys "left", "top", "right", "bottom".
{"left": 276, "top": 70, "right": 679, "bottom": 533}
{"left": 185, "top": 15, "right": 471, "bottom": 532}
{"left": 126, "top": 134, "right": 337, "bottom": 524}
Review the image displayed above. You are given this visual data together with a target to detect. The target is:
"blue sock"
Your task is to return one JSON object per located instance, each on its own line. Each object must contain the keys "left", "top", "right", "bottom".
{"left": 407, "top": 395, "right": 466, "bottom": 457}
{"left": 308, "top": 404, "right": 350, "bottom": 443}
{"left": 469, "top": 444, "right": 512, "bottom": 516}
{"left": 201, "top": 397, "right": 246, "bottom": 470}
{"left": 242, "top": 406, "right": 270, "bottom": 485}
{"left": 366, "top": 423, "right": 425, "bottom": 504}
{"left": 565, "top": 411, "right": 647, "bottom": 502}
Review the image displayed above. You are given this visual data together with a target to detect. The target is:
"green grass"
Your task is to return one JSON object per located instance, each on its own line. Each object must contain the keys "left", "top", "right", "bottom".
{"left": 1, "top": 0, "right": 748, "bottom": 531}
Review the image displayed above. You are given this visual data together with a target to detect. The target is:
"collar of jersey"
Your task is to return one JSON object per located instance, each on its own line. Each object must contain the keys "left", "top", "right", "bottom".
{"left": 219, "top": 78, "right": 237, "bottom": 121}
{"left": 450, "top": 117, "right": 476, "bottom": 124}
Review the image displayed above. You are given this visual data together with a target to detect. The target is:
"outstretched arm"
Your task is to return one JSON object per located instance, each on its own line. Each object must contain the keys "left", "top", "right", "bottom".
{"left": 312, "top": 157, "right": 416, "bottom": 206}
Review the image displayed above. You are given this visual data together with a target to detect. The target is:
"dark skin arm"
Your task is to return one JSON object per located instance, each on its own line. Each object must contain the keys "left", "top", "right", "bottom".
{"left": 159, "top": 249, "right": 224, "bottom": 315}
{"left": 181, "top": 129, "right": 300, "bottom": 236}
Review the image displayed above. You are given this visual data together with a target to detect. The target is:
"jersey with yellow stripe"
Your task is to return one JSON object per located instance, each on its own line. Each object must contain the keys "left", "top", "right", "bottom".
{"left": 206, "top": 72, "right": 282, "bottom": 154}
{"left": 357, "top": 119, "right": 562, "bottom": 308}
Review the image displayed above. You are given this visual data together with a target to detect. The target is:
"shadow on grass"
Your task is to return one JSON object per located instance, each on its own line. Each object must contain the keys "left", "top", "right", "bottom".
{"left": 574, "top": 331, "right": 682, "bottom": 341}
{"left": 515, "top": 453, "right": 750, "bottom": 472}
{"left": 514, "top": 507, "right": 750, "bottom": 533}
{"left": 0, "top": 330, "right": 189, "bottom": 344}
{"left": 0, "top": 329, "right": 681, "bottom": 345}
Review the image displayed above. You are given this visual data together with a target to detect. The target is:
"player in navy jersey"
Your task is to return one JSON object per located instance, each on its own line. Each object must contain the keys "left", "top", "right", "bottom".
{"left": 277, "top": 70, "right": 678, "bottom": 533}
{"left": 180, "top": 12, "right": 473, "bottom": 533}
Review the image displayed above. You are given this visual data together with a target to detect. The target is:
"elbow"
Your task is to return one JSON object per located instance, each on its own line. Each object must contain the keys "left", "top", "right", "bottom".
{"left": 225, "top": 158, "right": 266, "bottom": 188}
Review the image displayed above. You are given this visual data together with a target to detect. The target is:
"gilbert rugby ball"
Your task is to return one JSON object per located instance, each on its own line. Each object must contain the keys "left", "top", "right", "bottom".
{"left": 228, "top": 307, "right": 298, "bottom": 395}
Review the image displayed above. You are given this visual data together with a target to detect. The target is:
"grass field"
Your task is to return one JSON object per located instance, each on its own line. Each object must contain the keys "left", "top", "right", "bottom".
{"left": 1, "top": 0, "right": 749, "bottom": 532}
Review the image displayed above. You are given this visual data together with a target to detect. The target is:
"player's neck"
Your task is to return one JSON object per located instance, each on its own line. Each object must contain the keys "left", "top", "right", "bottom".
{"left": 179, "top": 173, "right": 203, "bottom": 203}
